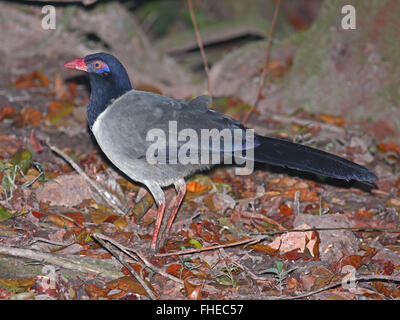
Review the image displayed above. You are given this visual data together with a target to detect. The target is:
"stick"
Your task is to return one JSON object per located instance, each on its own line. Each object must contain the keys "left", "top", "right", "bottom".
{"left": 155, "top": 236, "right": 265, "bottom": 257}
{"left": 48, "top": 143, "right": 127, "bottom": 215}
{"left": 187, "top": 0, "right": 213, "bottom": 100}
{"left": 155, "top": 226, "right": 400, "bottom": 257}
{"left": 0, "top": 246, "right": 122, "bottom": 279}
{"left": 92, "top": 233, "right": 184, "bottom": 286}
{"left": 242, "top": 0, "right": 282, "bottom": 124}
{"left": 280, "top": 274, "right": 400, "bottom": 300}
{"left": 92, "top": 234, "right": 157, "bottom": 300}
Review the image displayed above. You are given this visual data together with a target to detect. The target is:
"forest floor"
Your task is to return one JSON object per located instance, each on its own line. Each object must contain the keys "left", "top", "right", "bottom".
{"left": 0, "top": 1, "right": 399, "bottom": 301}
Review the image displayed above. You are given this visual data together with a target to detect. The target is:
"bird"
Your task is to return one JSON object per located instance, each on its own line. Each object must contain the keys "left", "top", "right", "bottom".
{"left": 65, "top": 52, "right": 377, "bottom": 251}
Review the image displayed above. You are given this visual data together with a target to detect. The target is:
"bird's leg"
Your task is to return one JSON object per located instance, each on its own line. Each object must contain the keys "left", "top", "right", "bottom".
{"left": 166, "top": 179, "right": 186, "bottom": 234}
{"left": 147, "top": 183, "right": 166, "bottom": 251}
{"left": 151, "top": 201, "right": 165, "bottom": 251}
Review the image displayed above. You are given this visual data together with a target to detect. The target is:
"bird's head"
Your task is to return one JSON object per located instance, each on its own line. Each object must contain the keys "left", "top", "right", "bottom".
{"left": 65, "top": 52, "right": 132, "bottom": 127}
{"left": 64, "top": 52, "right": 132, "bottom": 94}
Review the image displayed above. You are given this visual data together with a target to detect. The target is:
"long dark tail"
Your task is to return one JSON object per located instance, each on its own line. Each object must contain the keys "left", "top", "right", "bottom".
{"left": 253, "top": 136, "right": 377, "bottom": 183}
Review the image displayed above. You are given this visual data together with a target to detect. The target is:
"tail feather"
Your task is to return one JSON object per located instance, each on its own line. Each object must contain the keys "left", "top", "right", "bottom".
{"left": 253, "top": 136, "right": 377, "bottom": 183}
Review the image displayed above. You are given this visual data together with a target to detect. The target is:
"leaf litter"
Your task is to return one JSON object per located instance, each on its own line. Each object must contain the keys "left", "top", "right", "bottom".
{"left": 0, "top": 47, "right": 399, "bottom": 302}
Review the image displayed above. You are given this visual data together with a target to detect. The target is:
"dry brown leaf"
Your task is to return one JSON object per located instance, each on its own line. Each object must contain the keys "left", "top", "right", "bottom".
{"left": 285, "top": 188, "right": 319, "bottom": 202}
{"left": 268, "top": 223, "right": 319, "bottom": 257}
{"left": 166, "top": 264, "right": 194, "bottom": 280}
{"left": 14, "top": 71, "right": 49, "bottom": 89}
{"left": 134, "top": 84, "right": 162, "bottom": 94}
{"left": 378, "top": 141, "right": 400, "bottom": 154}
{"left": 278, "top": 204, "right": 294, "bottom": 216}
{"left": 310, "top": 266, "right": 334, "bottom": 291}
{"left": 0, "top": 106, "right": 17, "bottom": 121}
{"left": 30, "top": 129, "right": 44, "bottom": 153}
{"left": 89, "top": 207, "right": 110, "bottom": 224}
{"left": 239, "top": 210, "right": 286, "bottom": 230}
{"left": 185, "top": 182, "right": 212, "bottom": 200}
{"left": 250, "top": 242, "right": 279, "bottom": 255}
{"left": 49, "top": 212, "right": 85, "bottom": 228}
{"left": 184, "top": 280, "right": 203, "bottom": 300}
{"left": 46, "top": 100, "right": 74, "bottom": 124}
{"left": 187, "top": 181, "right": 209, "bottom": 193}
{"left": 49, "top": 215, "right": 75, "bottom": 228}
{"left": 20, "top": 108, "right": 43, "bottom": 126}
{"left": 319, "top": 114, "right": 345, "bottom": 126}
{"left": 111, "top": 217, "right": 128, "bottom": 229}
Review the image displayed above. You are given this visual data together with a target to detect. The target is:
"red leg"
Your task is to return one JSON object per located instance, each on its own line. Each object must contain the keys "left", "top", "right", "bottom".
{"left": 146, "top": 182, "right": 166, "bottom": 251}
{"left": 166, "top": 179, "right": 186, "bottom": 234}
{"left": 150, "top": 201, "right": 166, "bottom": 251}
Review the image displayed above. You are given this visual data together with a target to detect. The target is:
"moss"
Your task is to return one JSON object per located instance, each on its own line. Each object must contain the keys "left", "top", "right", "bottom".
{"left": 0, "top": 257, "right": 42, "bottom": 279}
{"left": 280, "top": 0, "right": 400, "bottom": 130}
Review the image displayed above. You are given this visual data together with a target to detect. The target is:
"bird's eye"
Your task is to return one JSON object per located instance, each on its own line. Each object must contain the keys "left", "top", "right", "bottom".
{"left": 93, "top": 61, "right": 102, "bottom": 69}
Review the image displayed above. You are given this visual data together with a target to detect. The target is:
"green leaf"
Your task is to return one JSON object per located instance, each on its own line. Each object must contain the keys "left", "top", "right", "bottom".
{"left": 259, "top": 268, "right": 279, "bottom": 275}
{"left": 276, "top": 261, "right": 283, "bottom": 274}
{"left": 11, "top": 148, "right": 32, "bottom": 173}
{"left": 214, "top": 274, "right": 237, "bottom": 287}
{"left": 0, "top": 207, "right": 13, "bottom": 222}
{"left": 189, "top": 238, "right": 203, "bottom": 249}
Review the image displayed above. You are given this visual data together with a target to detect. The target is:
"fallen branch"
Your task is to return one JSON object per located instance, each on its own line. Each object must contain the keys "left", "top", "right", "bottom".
{"left": 0, "top": 246, "right": 123, "bottom": 279}
{"left": 47, "top": 143, "right": 127, "bottom": 215}
{"left": 92, "top": 232, "right": 184, "bottom": 286}
{"left": 92, "top": 233, "right": 157, "bottom": 300}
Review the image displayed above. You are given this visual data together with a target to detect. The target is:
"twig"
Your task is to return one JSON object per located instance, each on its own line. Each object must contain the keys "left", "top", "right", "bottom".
{"left": 91, "top": 232, "right": 184, "bottom": 285}
{"left": 92, "top": 234, "right": 157, "bottom": 300}
{"left": 279, "top": 274, "right": 400, "bottom": 300}
{"left": 187, "top": 0, "right": 212, "bottom": 100}
{"left": 155, "top": 236, "right": 265, "bottom": 257}
{"left": 242, "top": 0, "right": 282, "bottom": 124}
{"left": 156, "top": 226, "right": 400, "bottom": 257}
{"left": 47, "top": 143, "right": 127, "bottom": 215}
{"left": 30, "top": 237, "right": 74, "bottom": 247}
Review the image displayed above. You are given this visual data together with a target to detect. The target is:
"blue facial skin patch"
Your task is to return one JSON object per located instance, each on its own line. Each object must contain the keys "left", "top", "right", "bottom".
{"left": 92, "top": 61, "right": 110, "bottom": 73}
